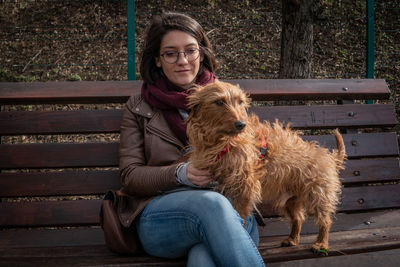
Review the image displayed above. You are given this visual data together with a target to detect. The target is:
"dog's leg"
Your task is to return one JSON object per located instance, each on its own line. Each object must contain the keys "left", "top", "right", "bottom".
{"left": 233, "top": 192, "right": 258, "bottom": 222}
{"left": 281, "top": 196, "right": 304, "bottom": 247}
{"left": 233, "top": 199, "right": 252, "bottom": 225}
{"left": 311, "top": 211, "right": 332, "bottom": 255}
{"left": 231, "top": 179, "right": 262, "bottom": 224}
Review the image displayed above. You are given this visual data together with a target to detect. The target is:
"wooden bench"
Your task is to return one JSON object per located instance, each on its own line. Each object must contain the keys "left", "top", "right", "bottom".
{"left": 0, "top": 79, "right": 399, "bottom": 266}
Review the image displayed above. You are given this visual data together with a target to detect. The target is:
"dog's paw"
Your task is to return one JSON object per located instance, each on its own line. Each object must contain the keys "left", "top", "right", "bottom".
{"left": 311, "top": 243, "right": 329, "bottom": 256}
{"left": 281, "top": 238, "right": 298, "bottom": 247}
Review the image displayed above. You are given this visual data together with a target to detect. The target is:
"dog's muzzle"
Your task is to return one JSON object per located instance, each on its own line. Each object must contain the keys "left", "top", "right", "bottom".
{"left": 234, "top": 121, "right": 246, "bottom": 130}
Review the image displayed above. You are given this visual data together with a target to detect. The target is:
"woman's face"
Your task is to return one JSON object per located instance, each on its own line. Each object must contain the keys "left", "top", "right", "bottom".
{"left": 156, "top": 30, "right": 203, "bottom": 89}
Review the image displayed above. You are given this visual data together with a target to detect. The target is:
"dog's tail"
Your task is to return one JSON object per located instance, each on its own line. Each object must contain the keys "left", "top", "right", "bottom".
{"left": 333, "top": 129, "right": 347, "bottom": 168}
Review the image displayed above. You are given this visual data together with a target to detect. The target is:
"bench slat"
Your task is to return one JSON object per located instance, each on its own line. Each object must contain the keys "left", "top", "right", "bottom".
{"left": 0, "top": 110, "right": 123, "bottom": 135}
{"left": 0, "top": 228, "right": 106, "bottom": 249}
{"left": 1, "top": 158, "right": 398, "bottom": 198}
{"left": 260, "top": 209, "right": 400, "bottom": 237}
{"left": 259, "top": 184, "right": 400, "bottom": 217}
{"left": 259, "top": 226, "right": 400, "bottom": 263}
{"left": 0, "top": 200, "right": 102, "bottom": 227}
{"left": 0, "top": 79, "right": 390, "bottom": 104}
{"left": 339, "top": 184, "right": 400, "bottom": 212}
{"left": 0, "top": 257, "right": 184, "bottom": 267}
{"left": 0, "top": 81, "right": 140, "bottom": 104}
{"left": 0, "top": 170, "right": 120, "bottom": 197}
{"left": 0, "top": 143, "right": 119, "bottom": 169}
{"left": 304, "top": 132, "right": 399, "bottom": 158}
{"left": 251, "top": 104, "right": 397, "bottom": 129}
{"left": 0, "top": 210, "right": 400, "bottom": 251}
{"left": 2, "top": 210, "right": 399, "bottom": 249}
{"left": 1, "top": 104, "right": 395, "bottom": 135}
{"left": 0, "top": 226, "right": 399, "bottom": 266}
{"left": 2, "top": 184, "right": 399, "bottom": 227}
{"left": 0, "top": 133, "right": 397, "bottom": 169}
{"left": 340, "top": 158, "right": 400, "bottom": 184}
{"left": 235, "top": 78, "right": 390, "bottom": 101}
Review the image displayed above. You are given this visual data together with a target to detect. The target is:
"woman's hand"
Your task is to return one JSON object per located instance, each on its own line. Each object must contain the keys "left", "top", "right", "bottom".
{"left": 186, "top": 163, "right": 214, "bottom": 187}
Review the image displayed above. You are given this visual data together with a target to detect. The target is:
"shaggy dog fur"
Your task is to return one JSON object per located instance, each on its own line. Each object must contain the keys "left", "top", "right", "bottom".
{"left": 186, "top": 81, "right": 346, "bottom": 253}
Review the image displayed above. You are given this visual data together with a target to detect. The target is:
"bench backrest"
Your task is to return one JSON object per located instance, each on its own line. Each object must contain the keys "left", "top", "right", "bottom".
{"left": 0, "top": 79, "right": 399, "bottom": 229}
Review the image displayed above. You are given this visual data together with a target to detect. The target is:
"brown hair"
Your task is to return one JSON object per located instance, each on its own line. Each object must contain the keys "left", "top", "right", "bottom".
{"left": 139, "top": 12, "right": 217, "bottom": 84}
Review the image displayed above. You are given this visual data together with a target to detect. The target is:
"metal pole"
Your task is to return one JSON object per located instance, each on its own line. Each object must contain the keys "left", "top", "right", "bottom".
{"left": 127, "top": 0, "right": 136, "bottom": 80}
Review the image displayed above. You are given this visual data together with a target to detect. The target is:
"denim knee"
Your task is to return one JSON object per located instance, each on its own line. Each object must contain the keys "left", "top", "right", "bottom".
{"left": 187, "top": 243, "right": 216, "bottom": 267}
{"left": 189, "top": 191, "right": 244, "bottom": 225}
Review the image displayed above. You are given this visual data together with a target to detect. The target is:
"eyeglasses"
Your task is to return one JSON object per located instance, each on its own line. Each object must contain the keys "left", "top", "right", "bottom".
{"left": 160, "top": 48, "right": 201, "bottom": 64}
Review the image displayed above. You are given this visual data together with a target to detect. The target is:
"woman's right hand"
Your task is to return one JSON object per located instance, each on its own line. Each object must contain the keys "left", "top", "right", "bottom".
{"left": 186, "top": 163, "right": 214, "bottom": 187}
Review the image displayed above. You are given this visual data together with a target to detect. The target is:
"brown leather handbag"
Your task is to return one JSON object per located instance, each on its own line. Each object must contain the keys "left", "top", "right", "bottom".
{"left": 100, "top": 189, "right": 141, "bottom": 255}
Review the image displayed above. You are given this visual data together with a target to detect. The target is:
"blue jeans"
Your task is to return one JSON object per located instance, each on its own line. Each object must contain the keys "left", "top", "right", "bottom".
{"left": 136, "top": 190, "right": 265, "bottom": 267}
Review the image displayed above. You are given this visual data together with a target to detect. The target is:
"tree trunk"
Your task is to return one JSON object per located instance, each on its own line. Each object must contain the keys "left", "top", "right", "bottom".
{"left": 279, "top": 0, "right": 317, "bottom": 78}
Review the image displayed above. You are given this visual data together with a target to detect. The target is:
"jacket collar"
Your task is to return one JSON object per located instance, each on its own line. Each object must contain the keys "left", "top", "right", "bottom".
{"left": 132, "top": 95, "right": 185, "bottom": 148}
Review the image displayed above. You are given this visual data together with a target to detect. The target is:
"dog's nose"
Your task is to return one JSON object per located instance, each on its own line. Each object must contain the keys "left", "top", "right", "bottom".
{"left": 234, "top": 121, "right": 246, "bottom": 130}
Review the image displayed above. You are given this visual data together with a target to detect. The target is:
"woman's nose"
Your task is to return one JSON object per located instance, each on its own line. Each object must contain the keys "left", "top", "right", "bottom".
{"left": 176, "top": 52, "right": 189, "bottom": 64}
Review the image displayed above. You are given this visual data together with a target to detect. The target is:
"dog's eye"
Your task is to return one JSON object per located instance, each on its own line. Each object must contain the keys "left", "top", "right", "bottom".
{"left": 239, "top": 100, "right": 244, "bottom": 105}
{"left": 215, "top": 100, "right": 225, "bottom": 106}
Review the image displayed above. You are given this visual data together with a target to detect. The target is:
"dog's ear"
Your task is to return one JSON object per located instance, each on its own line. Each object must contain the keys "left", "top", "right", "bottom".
{"left": 186, "top": 104, "right": 198, "bottom": 123}
{"left": 186, "top": 85, "right": 203, "bottom": 123}
{"left": 186, "top": 84, "right": 203, "bottom": 110}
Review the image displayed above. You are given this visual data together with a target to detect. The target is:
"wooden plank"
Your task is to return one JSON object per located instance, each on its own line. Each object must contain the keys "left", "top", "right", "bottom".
{"left": 1, "top": 103, "right": 396, "bottom": 135}
{"left": 339, "top": 184, "right": 400, "bottom": 212}
{"left": 1, "top": 210, "right": 399, "bottom": 249}
{"left": 0, "top": 257, "right": 184, "bottom": 267}
{"left": 250, "top": 104, "right": 397, "bottom": 129}
{"left": 0, "top": 132, "right": 397, "bottom": 169}
{"left": 0, "top": 110, "right": 123, "bottom": 135}
{"left": 267, "top": 249, "right": 400, "bottom": 267}
{"left": 0, "top": 228, "right": 106, "bottom": 249}
{"left": 304, "top": 132, "right": 399, "bottom": 159}
{"left": 260, "top": 209, "right": 400, "bottom": 237}
{"left": 233, "top": 79, "right": 390, "bottom": 101}
{"left": 2, "top": 184, "right": 399, "bottom": 227}
{"left": 0, "top": 143, "right": 119, "bottom": 169}
{"left": 259, "top": 226, "right": 400, "bottom": 263}
{"left": 0, "top": 254, "right": 184, "bottom": 267}
{"left": 0, "top": 227, "right": 399, "bottom": 266}
{"left": 0, "top": 200, "right": 101, "bottom": 227}
{"left": 340, "top": 158, "right": 400, "bottom": 184}
{"left": 0, "top": 79, "right": 390, "bottom": 104}
{"left": 0, "top": 81, "right": 140, "bottom": 104}
{"left": 1, "top": 158, "right": 397, "bottom": 198}
{"left": 258, "top": 184, "right": 400, "bottom": 217}
{"left": 0, "top": 170, "right": 120, "bottom": 197}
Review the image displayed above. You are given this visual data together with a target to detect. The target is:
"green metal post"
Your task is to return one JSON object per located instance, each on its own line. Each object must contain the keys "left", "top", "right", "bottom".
{"left": 127, "top": 0, "right": 136, "bottom": 80}
{"left": 366, "top": 0, "right": 374, "bottom": 104}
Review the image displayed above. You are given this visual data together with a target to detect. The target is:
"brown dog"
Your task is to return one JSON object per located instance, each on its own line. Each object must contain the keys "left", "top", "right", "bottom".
{"left": 186, "top": 81, "right": 346, "bottom": 254}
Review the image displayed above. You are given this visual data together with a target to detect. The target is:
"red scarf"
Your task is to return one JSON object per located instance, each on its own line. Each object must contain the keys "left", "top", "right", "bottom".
{"left": 141, "top": 69, "right": 216, "bottom": 145}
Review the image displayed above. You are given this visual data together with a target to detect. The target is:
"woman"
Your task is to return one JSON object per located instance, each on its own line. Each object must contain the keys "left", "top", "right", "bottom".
{"left": 119, "top": 12, "right": 265, "bottom": 267}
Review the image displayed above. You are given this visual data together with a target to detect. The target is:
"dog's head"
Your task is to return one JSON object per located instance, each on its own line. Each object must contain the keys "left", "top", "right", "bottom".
{"left": 186, "top": 81, "right": 250, "bottom": 142}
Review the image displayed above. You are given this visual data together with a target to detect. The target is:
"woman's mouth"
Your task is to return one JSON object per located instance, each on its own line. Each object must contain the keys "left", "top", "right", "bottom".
{"left": 176, "top": 69, "right": 190, "bottom": 73}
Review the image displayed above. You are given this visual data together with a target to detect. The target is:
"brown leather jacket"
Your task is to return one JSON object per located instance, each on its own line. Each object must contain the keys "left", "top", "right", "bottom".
{"left": 118, "top": 93, "right": 187, "bottom": 227}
